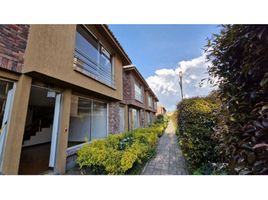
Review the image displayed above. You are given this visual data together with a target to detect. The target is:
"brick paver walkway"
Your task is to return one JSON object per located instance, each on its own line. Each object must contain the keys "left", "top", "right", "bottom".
{"left": 142, "top": 121, "right": 188, "bottom": 175}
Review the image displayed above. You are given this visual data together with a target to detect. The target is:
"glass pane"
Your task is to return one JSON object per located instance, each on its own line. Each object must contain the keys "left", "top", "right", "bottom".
{"left": 132, "top": 109, "right": 136, "bottom": 129}
{"left": 148, "top": 96, "right": 152, "bottom": 107}
{"left": 132, "top": 109, "right": 140, "bottom": 129}
{"left": 119, "top": 106, "right": 125, "bottom": 133}
{"left": 68, "top": 96, "right": 91, "bottom": 147}
{"left": 147, "top": 112, "right": 151, "bottom": 125}
{"left": 91, "top": 101, "right": 107, "bottom": 139}
{"left": 75, "top": 26, "right": 99, "bottom": 72}
{"left": 74, "top": 26, "right": 114, "bottom": 87}
{"left": 136, "top": 110, "right": 140, "bottom": 128}
{"left": 134, "top": 83, "right": 142, "bottom": 102}
{"left": 100, "top": 52, "right": 112, "bottom": 85}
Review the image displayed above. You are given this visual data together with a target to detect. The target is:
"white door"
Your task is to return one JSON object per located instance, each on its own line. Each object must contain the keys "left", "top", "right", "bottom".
{"left": 0, "top": 84, "right": 15, "bottom": 172}
{"left": 49, "top": 93, "right": 61, "bottom": 168}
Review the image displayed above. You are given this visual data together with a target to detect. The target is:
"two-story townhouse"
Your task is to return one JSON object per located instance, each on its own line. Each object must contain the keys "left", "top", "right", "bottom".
{"left": 144, "top": 86, "right": 158, "bottom": 126}
{"left": 121, "top": 65, "right": 158, "bottom": 131}
{"left": 0, "top": 25, "right": 131, "bottom": 175}
{"left": 156, "top": 105, "right": 167, "bottom": 116}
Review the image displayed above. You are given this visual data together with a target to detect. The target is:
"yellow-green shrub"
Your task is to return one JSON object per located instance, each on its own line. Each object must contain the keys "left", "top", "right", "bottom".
{"left": 120, "top": 142, "right": 148, "bottom": 172}
{"left": 176, "top": 96, "right": 220, "bottom": 174}
{"left": 76, "top": 123, "right": 166, "bottom": 175}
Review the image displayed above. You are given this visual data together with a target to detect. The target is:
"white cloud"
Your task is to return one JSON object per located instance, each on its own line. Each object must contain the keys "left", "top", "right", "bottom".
{"left": 189, "top": 74, "right": 197, "bottom": 80}
{"left": 146, "top": 52, "right": 217, "bottom": 111}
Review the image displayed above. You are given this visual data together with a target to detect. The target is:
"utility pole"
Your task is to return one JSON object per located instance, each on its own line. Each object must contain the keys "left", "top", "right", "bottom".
{"left": 178, "top": 71, "right": 184, "bottom": 133}
{"left": 179, "top": 71, "right": 183, "bottom": 100}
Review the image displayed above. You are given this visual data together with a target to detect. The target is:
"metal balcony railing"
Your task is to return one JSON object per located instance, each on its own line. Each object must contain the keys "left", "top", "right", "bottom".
{"left": 74, "top": 48, "right": 115, "bottom": 87}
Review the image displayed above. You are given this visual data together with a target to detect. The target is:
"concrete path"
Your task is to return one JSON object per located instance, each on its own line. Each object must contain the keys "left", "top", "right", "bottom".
{"left": 142, "top": 121, "right": 188, "bottom": 175}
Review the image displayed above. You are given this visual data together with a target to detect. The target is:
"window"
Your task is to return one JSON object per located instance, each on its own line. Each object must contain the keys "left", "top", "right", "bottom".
{"left": 132, "top": 108, "right": 140, "bottom": 129}
{"left": 74, "top": 26, "right": 113, "bottom": 86}
{"left": 91, "top": 101, "right": 107, "bottom": 140}
{"left": 153, "top": 101, "right": 156, "bottom": 109}
{"left": 148, "top": 95, "right": 153, "bottom": 108}
{"left": 119, "top": 106, "right": 125, "bottom": 133}
{"left": 134, "top": 82, "right": 143, "bottom": 102}
{"left": 147, "top": 112, "right": 151, "bottom": 125}
{"left": 68, "top": 97, "right": 91, "bottom": 147}
{"left": 68, "top": 96, "right": 107, "bottom": 148}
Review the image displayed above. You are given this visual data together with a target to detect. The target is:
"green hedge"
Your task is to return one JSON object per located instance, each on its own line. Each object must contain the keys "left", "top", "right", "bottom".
{"left": 156, "top": 114, "right": 169, "bottom": 124}
{"left": 176, "top": 96, "right": 220, "bottom": 174}
{"left": 206, "top": 25, "right": 268, "bottom": 174}
{"left": 76, "top": 122, "right": 167, "bottom": 175}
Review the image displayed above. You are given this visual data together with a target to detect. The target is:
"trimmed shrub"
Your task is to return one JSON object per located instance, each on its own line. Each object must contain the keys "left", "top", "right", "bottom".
{"left": 206, "top": 25, "right": 268, "bottom": 174}
{"left": 76, "top": 123, "right": 167, "bottom": 175}
{"left": 176, "top": 96, "right": 220, "bottom": 174}
{"left": 156, "top": 114, "right": 169, "bottom": 124}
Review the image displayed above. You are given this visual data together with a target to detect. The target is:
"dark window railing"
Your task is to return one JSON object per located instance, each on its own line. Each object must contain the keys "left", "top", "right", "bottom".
{"left": 74, "top": 48, "right": 114, "bottom": 87}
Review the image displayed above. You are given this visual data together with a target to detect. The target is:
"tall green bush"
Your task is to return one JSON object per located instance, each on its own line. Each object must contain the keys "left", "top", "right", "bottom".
{"left": 176, "top": 96, "right": 220, "bottom": 174}
{"left": 206, "top": 25, "right": 268, "bottom": 174}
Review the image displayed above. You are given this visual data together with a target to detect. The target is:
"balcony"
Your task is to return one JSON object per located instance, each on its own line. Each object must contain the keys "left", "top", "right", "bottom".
{"left": 73, "top": 48, "right": 115, "bottom": 88}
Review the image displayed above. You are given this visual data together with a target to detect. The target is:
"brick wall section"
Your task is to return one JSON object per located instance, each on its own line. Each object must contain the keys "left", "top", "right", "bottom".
{"left": 122, "top": 70, "right": 146, "bottom": 109}
{"left": 108, "top": 101, "right": 120, "bottom": 134}
{"left": 123, "top": 71, "right": 132, "bottom": 101}
{"left": 0, "top": 25, "right": 29, "bottom": 72}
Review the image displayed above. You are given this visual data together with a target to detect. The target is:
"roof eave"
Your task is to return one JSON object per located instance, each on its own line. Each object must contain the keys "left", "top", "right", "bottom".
{"left": 101, "top": 25, "right": 132, "bottom": 65}
{"left": 123, "top": 65, "right": 159, "bottom": 101}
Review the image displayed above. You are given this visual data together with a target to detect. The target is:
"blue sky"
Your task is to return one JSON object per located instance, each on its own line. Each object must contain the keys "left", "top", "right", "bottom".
{"left": 109, "top": 25, "right": 221, "bottom": 111}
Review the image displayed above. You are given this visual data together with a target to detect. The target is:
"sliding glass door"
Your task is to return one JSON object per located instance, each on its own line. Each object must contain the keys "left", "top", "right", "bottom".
{"left": 68, "top": 97, "right": 92, "bottom": 147}
{"left": 68, "top": 96, "right": 108, "bottom": 148}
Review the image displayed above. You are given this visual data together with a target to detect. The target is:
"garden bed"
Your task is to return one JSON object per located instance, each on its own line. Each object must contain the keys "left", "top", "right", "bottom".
{"left": 75, "top": 122, "right": 168, "bottom": 175}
